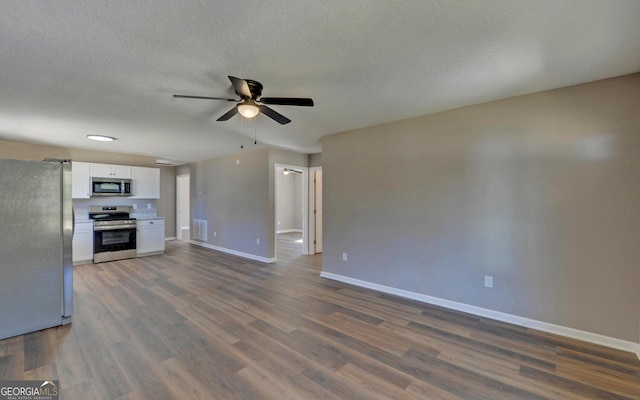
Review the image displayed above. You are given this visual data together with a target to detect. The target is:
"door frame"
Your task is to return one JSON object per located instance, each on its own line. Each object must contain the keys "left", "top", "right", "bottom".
{"left": 308, "top": 167, "right": 322, "bottom": 254}
{"left": 176, "top": 173, "right": 190, "bottom": 240}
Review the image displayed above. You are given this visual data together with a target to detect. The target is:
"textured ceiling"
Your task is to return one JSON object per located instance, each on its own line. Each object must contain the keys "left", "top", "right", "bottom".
{"left": 1, "top": 1, "right": 640, "bottom": 164}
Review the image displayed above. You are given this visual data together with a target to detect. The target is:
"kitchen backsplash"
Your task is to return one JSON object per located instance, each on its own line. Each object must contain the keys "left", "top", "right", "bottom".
{"left": 74, "top": 198, "right": 157, "bottom": 220}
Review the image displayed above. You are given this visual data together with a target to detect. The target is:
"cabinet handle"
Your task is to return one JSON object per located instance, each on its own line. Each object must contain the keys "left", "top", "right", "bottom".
{"left": 150, "top": 221, "right": 154, "bottom": 224}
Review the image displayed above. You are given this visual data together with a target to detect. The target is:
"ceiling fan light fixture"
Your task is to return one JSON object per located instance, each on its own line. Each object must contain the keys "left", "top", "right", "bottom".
{"left": 237, "top": 101, "right": 260, "bottom": 119}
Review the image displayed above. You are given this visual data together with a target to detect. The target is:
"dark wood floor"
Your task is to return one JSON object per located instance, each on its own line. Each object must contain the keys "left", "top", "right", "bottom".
{"left": 1, "top": 232, "right": 639, "bottom": 399}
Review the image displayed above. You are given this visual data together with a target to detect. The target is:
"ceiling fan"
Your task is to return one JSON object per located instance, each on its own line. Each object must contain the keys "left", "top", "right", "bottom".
{"left": 173, "top": 76, "right": 314, "bottom": 125}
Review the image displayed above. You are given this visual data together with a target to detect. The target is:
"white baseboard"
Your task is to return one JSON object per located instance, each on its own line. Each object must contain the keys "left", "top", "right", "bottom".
{"left": 320, "top": 271, "right": 640, "bottom": 359}
{"left": 190, "top": 240, "right": 276, "bottom": 264}
{"left": 165, "top": 237, "right": 177, "bottom": 241}
{"left": 277, "top": 229, "right": 303, "bottom": 234}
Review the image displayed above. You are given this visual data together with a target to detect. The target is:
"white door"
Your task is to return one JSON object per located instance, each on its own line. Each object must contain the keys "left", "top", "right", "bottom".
{"left": 315, "top": 170, "right": 323, "bottom": 253}
{"left": 176, "top": 175, "right": 190, "bottom": 240}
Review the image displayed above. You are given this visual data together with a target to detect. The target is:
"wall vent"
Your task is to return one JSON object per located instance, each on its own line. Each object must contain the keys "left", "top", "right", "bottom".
{"left": 192, "top": 219, "right": 208, "bottom": 241}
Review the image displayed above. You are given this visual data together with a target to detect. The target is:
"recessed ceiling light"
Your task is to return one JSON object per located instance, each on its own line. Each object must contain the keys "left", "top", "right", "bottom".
{"left": 87, "top": 134, "right": 116, "bottom": 142}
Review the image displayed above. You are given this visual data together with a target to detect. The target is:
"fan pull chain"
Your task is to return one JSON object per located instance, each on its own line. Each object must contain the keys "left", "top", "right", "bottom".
{"left": 240, "top": 114, "right": 244, "bottom": 149}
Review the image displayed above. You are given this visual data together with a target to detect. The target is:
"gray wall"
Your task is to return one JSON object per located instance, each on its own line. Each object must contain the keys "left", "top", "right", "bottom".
{"left": 321, "top": 73, "right": 640, "bottom": 343}
{"left": 190, "top": 149, "right": 271, "bottom": 257}
{"left": 189, "top": 148, "right": 308, "bottom": 259}
{"left": 309, "top": 153, "right": 322, "bottom": 167}
{"left": 276, "top": 170, "right": 303, "bottom": 232}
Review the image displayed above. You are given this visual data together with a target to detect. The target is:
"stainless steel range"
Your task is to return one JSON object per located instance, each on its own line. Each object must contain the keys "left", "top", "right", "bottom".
{"left": 89, "top": 205, "right": 136, "bottom": 263}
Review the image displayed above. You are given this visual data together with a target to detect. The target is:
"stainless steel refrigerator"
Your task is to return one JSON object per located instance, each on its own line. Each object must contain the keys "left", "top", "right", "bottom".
{"left": 0, "top": 159, "right": 73, "bottom": 340}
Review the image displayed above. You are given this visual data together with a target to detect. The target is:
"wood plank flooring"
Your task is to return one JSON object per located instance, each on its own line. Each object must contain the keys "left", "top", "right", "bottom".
{"left": 1, "top": 232, "right": 639, "bottom": 399}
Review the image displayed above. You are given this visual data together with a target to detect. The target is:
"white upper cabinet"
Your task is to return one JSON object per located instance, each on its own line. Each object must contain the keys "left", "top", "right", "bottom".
{"left": 131, "top": 166, "right": 160, "bottom": 199}
{"left": 90, "top": 163, "right": 132, "bottom": 179}
{"left": 72, "top": 161, "right": 92, "bottom": 199}
{"left": 72, "top": 162, "right": 159, "bottom": 199}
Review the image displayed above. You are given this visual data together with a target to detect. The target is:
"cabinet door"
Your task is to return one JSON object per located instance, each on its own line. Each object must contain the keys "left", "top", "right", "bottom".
{"left": 90, "top": 163, "right": 114, "bottom": 178}
{"left": 72, "top": 161, "right": 91, "bottom": 199}
{"left": 90, "top": 163, "right": 132, "bottom": 179}
{"left": 131, "top": 167, "right": 160, "bottom": 199}
{"left": 110, "top": 164, "right": 132, "bottom": 179}
{"left": 137, "top": 220, "right": 165, "bottom": 255}
{"left": 72, "top": 222, "right": 94, "bottom": 263}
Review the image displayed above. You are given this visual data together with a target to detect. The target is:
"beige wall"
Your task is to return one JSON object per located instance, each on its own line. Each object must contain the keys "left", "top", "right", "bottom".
{"left": 309, "top": 153, "right": 322, "bottom": 167}
{"left": 158, "top": 166, "right": 177, "bottom": 238}
{"left": 0, "top": 139, "right": 175, "bottom": 238}
{"left": 321, "top": 73, "right": 640, "bottom": 343}
{"left": 0, "top": 139, "right": 156, "bottom": 166}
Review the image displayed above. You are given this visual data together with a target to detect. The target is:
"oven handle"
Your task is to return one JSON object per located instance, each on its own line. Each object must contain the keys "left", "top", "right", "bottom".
{"left": 94, "top": 225, "right": 136, "bottom": 231}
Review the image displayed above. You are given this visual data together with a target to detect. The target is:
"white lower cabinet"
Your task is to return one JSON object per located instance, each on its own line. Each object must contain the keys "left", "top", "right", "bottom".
{"left": 137, "top": 219, "right": 165, "bottom": 256}
{"left": 73, "top": 221, "right": 94, "bottom": 264}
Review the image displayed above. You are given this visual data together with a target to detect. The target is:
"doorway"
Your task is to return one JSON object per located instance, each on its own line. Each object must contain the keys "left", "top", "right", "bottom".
{"left": 176, "top": 174, "right": 190, "bottom": 241}
{"left": 275, "top": 165, "right": 306, "bottom": 259}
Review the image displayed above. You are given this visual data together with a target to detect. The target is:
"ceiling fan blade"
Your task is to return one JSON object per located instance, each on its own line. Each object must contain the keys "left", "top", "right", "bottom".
{"left": 228, "top": 76, "right": 252, "bottom": 99}
{"left": 173, "top": 94, "right": 237, "bottom": 101}
{"left": 259, "top": 97, "right": 314, "bottom": 107}
{"left": 216, "top": 106, "right": 239, "bottom": 121}
{"left": 259, "top": 105, "right": 291, "bottom": 125}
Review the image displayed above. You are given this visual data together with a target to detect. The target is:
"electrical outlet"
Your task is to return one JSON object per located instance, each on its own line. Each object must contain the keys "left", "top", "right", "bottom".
{"left": 256, "top": 238, "right": 260, "bottom": 245}
{"left": 484, "top": 276, "right": 493, "bottom": 288}
{"left": 132, "top": 203, "right": 137, "bottom": 210}
{"left": 342, "top": 252, "right": 348, "bottom": 262}
{"left": 147, "top": 203, "right": 151, "bottom": 209}
{"left": 213, "top": 231, "right": 216, "bottom": 237}
{"left": 236, "top": 159, "right": 240, "bottom": 165}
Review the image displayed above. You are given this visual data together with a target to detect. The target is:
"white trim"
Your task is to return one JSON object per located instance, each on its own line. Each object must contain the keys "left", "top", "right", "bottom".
{"left": 320, "top": 271, "right": 640, "bottom": 359}
{"left": 165, "top": 237, "right": 177, "bottom": 241}
{"left": 308, "top": 166, "right": 322, "bottom": 256}
{"left": 176, "top": 174, "right": 190, "bottom": 241}
{"left": 305, "top": 166, "right": 322, "bottom": 255}
{"left": 277, "top": 229, "right": 303, "bottom": 234}
{"left": 190, "top": 240, "right": 276, "bottom": 263}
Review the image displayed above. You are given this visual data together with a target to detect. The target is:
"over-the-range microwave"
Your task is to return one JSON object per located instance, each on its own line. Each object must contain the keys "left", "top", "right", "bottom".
{"left": 91, "top": 177, "right": 132, "bottom": 197}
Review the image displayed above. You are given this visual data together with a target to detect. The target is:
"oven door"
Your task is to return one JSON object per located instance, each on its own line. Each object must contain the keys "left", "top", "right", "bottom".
{"left": 93, "top": 226, "right": 136, "bottom": 262}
